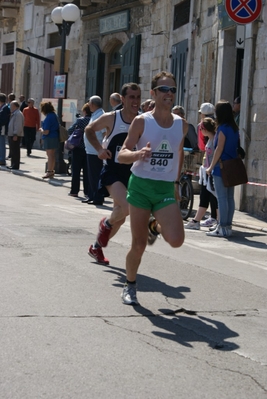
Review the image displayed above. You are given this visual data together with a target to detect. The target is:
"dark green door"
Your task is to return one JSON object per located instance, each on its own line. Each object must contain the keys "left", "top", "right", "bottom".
{"left": 86, "top": 43, "right": 105, "bottom": 101}
{"left": 171, "top": 39, "right": 188, "bottom": 107}
{"left": 120, "top": 34, "right": 141, "bottom": 86}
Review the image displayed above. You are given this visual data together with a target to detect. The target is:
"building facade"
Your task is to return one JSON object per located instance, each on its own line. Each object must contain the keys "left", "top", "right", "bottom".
{"left": 0, "top": 0, "right": 266, "bottom": 220}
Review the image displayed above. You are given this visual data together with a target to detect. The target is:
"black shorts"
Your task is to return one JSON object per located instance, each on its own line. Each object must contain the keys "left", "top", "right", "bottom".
{"left": 98, "top": 165, "right": 131, "bottom": 197}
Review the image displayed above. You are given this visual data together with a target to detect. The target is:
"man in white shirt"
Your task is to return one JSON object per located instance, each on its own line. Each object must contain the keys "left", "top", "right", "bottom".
{"left": 83, "top": 96, "right": 106, "bottom": 205}
{"left": 7, "top": 101, "right": 24, "bottom": 170}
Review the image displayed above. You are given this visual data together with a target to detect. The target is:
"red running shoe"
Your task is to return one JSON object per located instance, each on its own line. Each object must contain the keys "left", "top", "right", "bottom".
{"left": 96, "top": 217, "right": 112, "bottom": 247}
{"left": 88, "top": 245, "right": 109, "bottom": 265}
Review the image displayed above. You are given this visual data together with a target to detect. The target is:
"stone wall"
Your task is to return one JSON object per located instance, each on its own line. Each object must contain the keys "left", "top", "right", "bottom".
{"left": 245, "top": 6, "right": 267, "bottom": 219}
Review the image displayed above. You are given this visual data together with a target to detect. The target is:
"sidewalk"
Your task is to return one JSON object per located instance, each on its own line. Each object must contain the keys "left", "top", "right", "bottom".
{"left": 1, "top": 146, "right": 267, "bottom": 233}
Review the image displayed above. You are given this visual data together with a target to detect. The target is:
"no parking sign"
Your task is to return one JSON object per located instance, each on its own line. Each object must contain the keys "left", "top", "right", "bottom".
{"left": 225, "top": 0, "right": 262, "bottom": 24}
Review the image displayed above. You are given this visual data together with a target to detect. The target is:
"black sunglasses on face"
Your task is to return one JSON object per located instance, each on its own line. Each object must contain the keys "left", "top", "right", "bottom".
{"left": 153, "top": 86, "right": 177, "bottom": 94}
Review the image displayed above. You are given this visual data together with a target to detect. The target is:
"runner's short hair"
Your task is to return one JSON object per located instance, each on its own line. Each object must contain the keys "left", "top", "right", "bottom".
{"left": 151, "top": 71, "right": 176, "bottom": 90}
{"left": 121, "top": 83, "right": 140, "bottom": 97}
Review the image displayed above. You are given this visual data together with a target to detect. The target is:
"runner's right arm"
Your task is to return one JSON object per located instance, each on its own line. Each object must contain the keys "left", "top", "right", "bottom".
{"left": 118, "top": 115, "right": 151, "bottom": 164}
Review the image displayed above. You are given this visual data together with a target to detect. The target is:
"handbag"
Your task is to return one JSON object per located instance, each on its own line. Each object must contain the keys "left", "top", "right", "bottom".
{"left": 59, "top": 125, "right": 69, "bottom": 142}
{"left": 64, "top": 127, "right": 84, "bottom": 150}
{"left": 219, "top": 157, "right": 248, "bottom": 187}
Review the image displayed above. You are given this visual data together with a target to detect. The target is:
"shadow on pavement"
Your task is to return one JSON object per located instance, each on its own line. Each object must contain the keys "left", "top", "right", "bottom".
{"left": 134, "top": 305, "right": 240, "bottom": 351}
{"left": 228, "top": 231, "right": 267, "bottom": 249}
{"left": 95, "top": 264, "right": 239, "bottom": 351}
{"left": 103, "top": 264, "right": 190, "bottom": 300}
{"left": 83, "top": 260, "right": 241, "bottom": 350}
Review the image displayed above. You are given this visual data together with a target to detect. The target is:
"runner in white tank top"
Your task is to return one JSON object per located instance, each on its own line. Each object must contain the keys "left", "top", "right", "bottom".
{"left": 118, "top": 71, "right": 188, "bottom": 305}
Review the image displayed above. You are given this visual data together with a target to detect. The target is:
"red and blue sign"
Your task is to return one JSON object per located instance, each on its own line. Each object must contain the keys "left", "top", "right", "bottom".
{"left": 225, "top": 0, "right": 262, "bottom": 24}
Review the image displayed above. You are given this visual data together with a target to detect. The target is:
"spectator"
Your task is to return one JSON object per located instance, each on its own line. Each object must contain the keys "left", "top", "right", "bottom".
{"left": 147, "top": 100, "right": 155, "bottom": 111}
{"left": 68, "top": 103, "right": 91, "bottom": 197}
{"left": 19, "top": 95, "right": 28, "bottom": 148}
{"left": 19, "top": 95, "right": 28, "bottom": 113}
{"left": 185, "top": 117, "right": 218, "bottom": 230}
{"left": 0, "top": 93, "right": 11, "bottom": 165}
{"left": 198, "top": 103, "right": 215, "bottom": 151}
{"left": 39, "top": 101, "right": 59, "bottom": 179}
{"left": 23, "top": 98, "right": 40, "bottom": 156}
{"left": 172, "top": 105, "right": 198, "bottom": 149}
{"left": 83, "top": 96, "right": 105, "bottom": 205}
{"left": 8, "top": 93, "right": 16, "bottom": 106}
{"left": 233, "top": 96, "right": 241, "bottom": 127}
{"left": 141, "top": 99, "right": 152, "bottom": 113}
{"left": 172, "top": 105, "right": 185, "bottom": 118}
{"left": 206, "top": 100, "right": 239, "bottom": 237}
{"left": 7, "top": 101, "right": 24, "bottom": 170}
{"left": 109, "top": 92, "right": 123, "bottom": 110}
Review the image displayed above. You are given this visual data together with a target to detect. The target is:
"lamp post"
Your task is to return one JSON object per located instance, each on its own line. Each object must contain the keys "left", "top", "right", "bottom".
{"left": 51, "top": 3, "right": 80, "bottom": 173}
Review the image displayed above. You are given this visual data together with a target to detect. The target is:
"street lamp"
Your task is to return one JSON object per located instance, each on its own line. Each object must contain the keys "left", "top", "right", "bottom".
{"left": 51, "top": 3, "right": 80, "bottom": 173}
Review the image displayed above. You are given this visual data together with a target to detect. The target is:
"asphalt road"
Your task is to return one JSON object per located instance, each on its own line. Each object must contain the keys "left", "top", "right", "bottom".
{"left": 1, "top": 173, "right": 267, "bottom": 399}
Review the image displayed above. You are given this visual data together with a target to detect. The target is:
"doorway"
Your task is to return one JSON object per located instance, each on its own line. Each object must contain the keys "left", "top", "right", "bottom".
{"left": 108, "top": 44, "right": 122, "bottom": 109}
{"left": 234, "top": 48, "right": 244, "bottom": 99}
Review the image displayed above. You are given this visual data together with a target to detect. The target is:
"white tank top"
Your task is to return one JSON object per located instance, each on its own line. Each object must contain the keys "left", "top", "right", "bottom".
{"left": 131, "top": 112, "right": 183, "bottom": 181}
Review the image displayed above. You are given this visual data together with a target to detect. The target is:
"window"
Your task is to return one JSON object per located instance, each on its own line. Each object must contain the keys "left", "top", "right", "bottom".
{"left": 24, "top": 2, "right": 33, "bottom": 31}
{"left": 173, "top": 0, "right": 190, "bottom": 30}
{"left": 0, "top": 63, "right": 13, "bottom": 94}
{"left": 199, "top": 41, "right": 215, "bottom": 105}
{"left": 4, "top": 42, "right": 14, "bottom": 56}
{"left": 48, "top": 32, "right": 62, "bottom": 49}
{"left": 171, "top": 39, "right": 188, "bottom": 106}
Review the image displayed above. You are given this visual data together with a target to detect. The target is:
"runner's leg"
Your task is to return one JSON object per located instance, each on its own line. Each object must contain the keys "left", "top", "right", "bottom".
{"left": 125, "top": 205, "right": 151, "bottom": 282}
{"left": 106, "top": 181, "right": 129, "bottom": 239}
{"left": 154, "top": 203, "right": 184, "bottom": 247}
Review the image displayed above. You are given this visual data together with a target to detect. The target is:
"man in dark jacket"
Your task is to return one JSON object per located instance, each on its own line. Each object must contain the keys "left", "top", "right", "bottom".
{"left": 0, "top": 93, "right": 11, "bottom": 165}
{"left": 19, "top": 95, "right": 28, "bottom": 113}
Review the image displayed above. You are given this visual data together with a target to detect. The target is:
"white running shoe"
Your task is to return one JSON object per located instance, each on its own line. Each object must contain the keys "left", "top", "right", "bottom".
{"left": 206, "top": 225, "right": 230, "bottom": 237}
{"left": 184, "top": 220, "right": 200, "bottom": 230}
{"left": 121, "top": 283, "right": 139, "bottom": 305}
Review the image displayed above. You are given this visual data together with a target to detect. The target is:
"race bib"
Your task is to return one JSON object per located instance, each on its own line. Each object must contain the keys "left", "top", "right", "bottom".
{"left": 143, "top": 139, "right": 174, "bottom": 173}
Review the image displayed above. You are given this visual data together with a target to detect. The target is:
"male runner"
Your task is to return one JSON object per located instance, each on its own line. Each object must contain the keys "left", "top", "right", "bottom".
{"left": 85, "top": 83, "right": 141, "bottom": 265}
{"left": 118, "top": 71, "right": 188, "bottom": 305}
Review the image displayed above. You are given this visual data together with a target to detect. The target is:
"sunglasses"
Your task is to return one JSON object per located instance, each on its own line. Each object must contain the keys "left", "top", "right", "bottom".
{"left": 153, "top": 86, "right": 177, "bottom": 94}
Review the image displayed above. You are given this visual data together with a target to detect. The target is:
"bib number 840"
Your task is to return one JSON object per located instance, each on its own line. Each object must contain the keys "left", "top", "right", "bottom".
{"left": 150, "top": 158, "right": 168, "bottom": 166}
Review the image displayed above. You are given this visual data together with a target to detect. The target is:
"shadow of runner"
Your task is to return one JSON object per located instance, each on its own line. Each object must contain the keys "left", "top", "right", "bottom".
{"left": 96, "top": 265, "right": 239, "bottom": 351}
{"left": 103, "top": 264, "right": 190, "bottom": 300}
{"left": 134, "top": 305, "right": 240, "bottom": 351}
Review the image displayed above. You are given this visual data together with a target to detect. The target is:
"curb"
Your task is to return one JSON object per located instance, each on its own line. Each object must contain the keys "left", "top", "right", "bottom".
{"left": 231, "top": 221, "right": 267, "bottom": 233}
{"left": 1, "top": 165, "right": 70, "bottom": 188}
